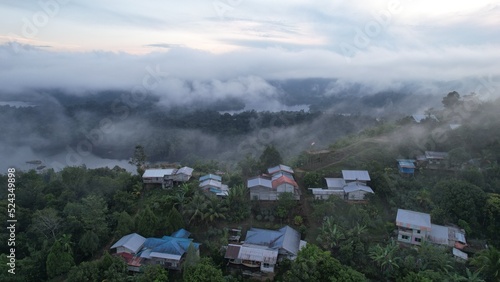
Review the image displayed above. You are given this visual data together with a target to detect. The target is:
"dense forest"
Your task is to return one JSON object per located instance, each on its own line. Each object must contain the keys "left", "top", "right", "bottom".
{"left": 1, "top": 91, "right": 500, "bottom": 281}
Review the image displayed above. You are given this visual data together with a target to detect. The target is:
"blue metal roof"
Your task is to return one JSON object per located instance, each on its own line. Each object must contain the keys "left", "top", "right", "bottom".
{"left": 244, "top": 225, "right": 301, "bottom": 255}
{"left": 171, "top": 228, "right": 191, "bottom": 238}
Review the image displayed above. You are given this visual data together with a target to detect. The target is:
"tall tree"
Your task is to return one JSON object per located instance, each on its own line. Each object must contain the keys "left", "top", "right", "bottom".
{"left": 442, "top": 91, "right": 461, "bottom": 110}
{"left": 46, "top": 240, "right": 74, "bottom": 278}
{"left": 135, "top": 206, "right": 158, "bottom": 237}
{"left": 115, "top": 211, "right": 135, "bottom": 238}
{"left": 166, "top": 206, "right": 184, "bottom": 233}
{"left": 129, "top": 145, "right": 147, "bottom": 175}
{"left": 432, "top": 179, "right": 487, "bottom": 231}
{"left": 79, "top": 230, "right": 100, "bottom": 257}
{"left": 259, "top": 144, "right": 283, "bottom": 171}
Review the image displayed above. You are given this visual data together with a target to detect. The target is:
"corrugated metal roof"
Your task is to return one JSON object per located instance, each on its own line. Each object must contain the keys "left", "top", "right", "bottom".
{"left": 171, "top": 228, "right": 191, "bottom": 239}
{"left": 142, "top": 169, "right": 176, "bottom": 178}
{"left": 244, "top": 225, "right": 301, "bottom": 255}
{"left": 271, "top": 171, "right": 294, "bottom": 180}
{"left": 247, "top": 177, "right": 272, "bottom": 188}
{"left": 430, "top": 224, "right": 449, "bottom": 245}
{"left": 309, "top": 188, "right": 343, "bottom": 195}
{"left": 455, "top": 231, "right": 466, "bottom": 244}
{"left": 149, "top": 252, "right": 182, "bottom": 260}
{"left": 342, "top": 170, "right": 371, "bottom": 181}
{"left": 225, "top": 244, "right": 241, "bottom": 259}
{"left": 176, "top": 166, "right": 194, "bottom": 176}
{"left": 238, "top": 246, "right": 278, "bottom": 264}
{"left": 325, "top": 178, "right": 345, "bottom": 189}
{"left": 452, "top": 248, "right": 468, "bottom": 260}
{"left": 268, "top": 164, "right": 294, "bottom": 175}
{"left": 279, "top": 226, "right": 301, "bottom": 255}
{"left": 343, "top": 182, "right": 374, "bottom": 193}
{"left": 398, "top": 161, "right": 416, "bottom": 169}
{"left": 425, "top": 151, "right": 448, "bottom": 159}
{"left": 111, "top": 233, "right": 146, "bottom": 253}
{"left": 396, "top": 209, "right": 431, "bottom": 230}
{"left": 272, "top": 176, "right": 298, "bottom": 189}
{"left": 199, "top": 174, "right": 222, "bottom": 182}
{"left": 200, "top": 179, "right": 222, "bottom": 188}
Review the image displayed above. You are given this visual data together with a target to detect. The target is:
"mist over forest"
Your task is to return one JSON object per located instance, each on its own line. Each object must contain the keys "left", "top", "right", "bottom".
{"left": 1, "top": 75, "right": 495, "bottom": 173}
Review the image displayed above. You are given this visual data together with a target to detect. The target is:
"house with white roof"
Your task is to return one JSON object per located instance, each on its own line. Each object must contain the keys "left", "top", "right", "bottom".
{"left": 173, "top": 166, "right": 194, "bottom": 182}
{"left": 248, "top": 165, "right": 300, "bottom": 201}
{"left": 396, "top": 209, "right": 468, "bottom": 259}
{"left": 310, "top": 175, "right": 373, "bottom": 201}
{"left": 199, "top": 177, "right": 229, "bottom": 197}
{"left": 224, "top": 225, "right": 306, "bottom": 273}
{"left": 268, "top": 164, "right": 294, "bottom": 175}
{"left": 342, "top": 170, "right": 371, "bottom": 184}
{"left": 343, "top": 181, "right": 374, "bottom": 201}
{"left": 111, "top": 233, "right": 146, "bottom": 255}
{"left": 142, "top": 166, "right": 194, "bottom": 188}
{"left": 396, "top": 209, "right": 432, "bottom": 245}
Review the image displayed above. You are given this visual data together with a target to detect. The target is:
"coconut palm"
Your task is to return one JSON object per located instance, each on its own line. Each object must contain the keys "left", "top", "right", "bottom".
{"left": 316, "top": 216, "right": 345, "bottom": 250}
{"left": 369, "top": 240, "right": 400, "bottom": 278}
{"left": 183, "top": 193, "right": 208, "bottom": 224}
{"left": 471, "top": 246, "right": 500, "bottom": 282}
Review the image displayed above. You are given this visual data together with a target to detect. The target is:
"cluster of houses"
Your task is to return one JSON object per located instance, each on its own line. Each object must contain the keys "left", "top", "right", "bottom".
{"left": 110, "top": 229, "right": 201, "bottom": 272}
{"left": 396, "top": 209, "right": 468, "bottom": 260}
{"left": 309, "top": 170, "right": 374, "bottom": 201}
{"left": 247, "top": 164, "right": 301, "bottom": 201}
{"left": 397, "top": 150, "right": 450, "bottom": 175}
{"left": 224, "top": 225, "right": 307, "bottom": 273}
{"left": 110, "top": 225, "right": 306, "bottom": 275}
{"left": 142, "top": 166, "right": 194, "bottom": 189}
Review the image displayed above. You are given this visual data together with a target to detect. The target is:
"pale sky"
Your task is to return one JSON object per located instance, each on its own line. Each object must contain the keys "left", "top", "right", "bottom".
{"left": 0, "top": 0, "right": 499, "bottom": 97}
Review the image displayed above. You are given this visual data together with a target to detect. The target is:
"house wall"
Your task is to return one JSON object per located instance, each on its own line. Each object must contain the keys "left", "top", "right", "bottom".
{"left": 116, "top": 246, "right": 134, "bottom": 254}
{"left": 145, "top": 257, "right": 181, "bottom": 270}
{"left": 260, "top": 263, "right": 275, "bottom": 273}
{"left": 143, "top": 177, "right": 164, "bottom": 184}
{"left": 276, "top": 183, "right": 295, "bottom": 193}
{"left": 398, "top": 227, "right": 428, "bottom": 245}
{"left": 174, "top": 174, "right": 191, "bottom": 182}
{"left": 250, "top": 186, "right": 278, "bottom": 201}
{"left": 346, "top": 190, "right": 368, "bottom": 200}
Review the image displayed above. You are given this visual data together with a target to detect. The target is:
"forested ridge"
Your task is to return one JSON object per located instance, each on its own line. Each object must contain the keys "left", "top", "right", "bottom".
{"left": 1, "top": 92, "right": 500, "bottom": 281}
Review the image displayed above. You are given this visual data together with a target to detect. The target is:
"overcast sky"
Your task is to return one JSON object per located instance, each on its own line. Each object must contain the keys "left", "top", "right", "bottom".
{"left": 1, "top": 0, "right": 499, "bottom": 97}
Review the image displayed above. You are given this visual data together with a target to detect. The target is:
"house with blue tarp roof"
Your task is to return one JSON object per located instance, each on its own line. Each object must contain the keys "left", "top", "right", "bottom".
{"left": 397, "top": 159, "right": 416, "bottom": 175}
{"left": 111, "top": 229, "right": 200, "bottom": 271}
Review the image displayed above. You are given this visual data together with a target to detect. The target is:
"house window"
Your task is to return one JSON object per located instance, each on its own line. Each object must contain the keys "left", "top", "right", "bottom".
{"left": 417, "top": 230, "right": 421, "bottom": 234}
{"left": 402, "top": 235, "right": 409, "bottom": 240}
{"left": 253, "top": 195, "right": 259, "bottom": 201}
{"left": 263, "top": 263, "right": 270, "bottom": 268}
{"left": 415, "top": 238, "right": 422, "bottom": 243}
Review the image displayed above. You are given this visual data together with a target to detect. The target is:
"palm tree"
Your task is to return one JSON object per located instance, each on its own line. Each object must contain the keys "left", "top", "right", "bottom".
{"left": 58, "top": 234, "right": 74, "bottom": 255}
{"left": 471, "top": 246, "right": 500, "bottom": 282}
{"left": 168, "top": 184, "right": 192, "bottom": 214}
{"left": 316, "top": 216, "right": 345, "bottom": 250}
{"left": 202, "top": 197, "right": 228, "bottom": 223}
{"left": 369, "top": 240, "right": 400, "bottom": 278}
{"left": 183, "top": 193, "right": 207, "bottom": 224}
